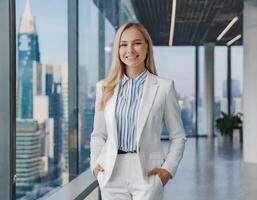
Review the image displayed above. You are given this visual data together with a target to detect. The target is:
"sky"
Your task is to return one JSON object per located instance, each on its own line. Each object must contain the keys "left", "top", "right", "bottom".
{"left": 16, "top": 0, "right": 243, "bottom": 97}
{"left": 16, "top": 0, "right": 67, "bottom": 65}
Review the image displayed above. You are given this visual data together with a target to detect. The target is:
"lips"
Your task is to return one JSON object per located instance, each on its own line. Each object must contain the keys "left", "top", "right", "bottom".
{"left": 125, "top": 55, "right": 139, "bottom": 59}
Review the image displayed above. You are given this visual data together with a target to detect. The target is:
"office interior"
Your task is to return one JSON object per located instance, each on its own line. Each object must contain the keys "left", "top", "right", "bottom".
{"left": 1, "top": 0, "right": 257, "bottom": 199}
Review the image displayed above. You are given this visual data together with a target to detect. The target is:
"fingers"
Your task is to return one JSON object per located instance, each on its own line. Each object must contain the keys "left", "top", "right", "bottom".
{"left": 93, "top": 164, "right": 104, "bottom": 176}
{"left": 97, "top": 164, "right": 104, "bottom": 171}
{"left": 146, "top": 168, "right": 160, "bottom": 176}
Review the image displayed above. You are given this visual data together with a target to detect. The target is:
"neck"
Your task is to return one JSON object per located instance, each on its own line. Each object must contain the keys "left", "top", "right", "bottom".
{"left": 125, "top": 65, "right": 145, "bottom": 79}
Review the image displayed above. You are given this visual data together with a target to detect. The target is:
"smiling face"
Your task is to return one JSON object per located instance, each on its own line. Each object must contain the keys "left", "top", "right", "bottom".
{"left": 119, "top": 26, "right": 148, "bottom": 70}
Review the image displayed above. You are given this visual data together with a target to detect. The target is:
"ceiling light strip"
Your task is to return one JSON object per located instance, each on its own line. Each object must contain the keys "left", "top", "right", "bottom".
{"left": 217, "top": 17, "right": 239, "bottom": 41}
{"left": 169, "top": 0, "right": 177, "bottom": 46}
{"left": 226, "top": 34, "right": 242, "bottom": 46}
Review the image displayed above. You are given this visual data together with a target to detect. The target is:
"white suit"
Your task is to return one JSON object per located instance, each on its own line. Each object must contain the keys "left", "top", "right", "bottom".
{"left": 90, "top": 70, "right": 186, "bottom": 188}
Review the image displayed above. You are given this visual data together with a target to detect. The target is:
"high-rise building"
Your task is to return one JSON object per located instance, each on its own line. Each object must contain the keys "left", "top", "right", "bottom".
{"left": 80, "top": 98, "right": 95, "bottom": 171}
{"left": 59, "top": 64, "right": 69, "bottom": 181}
{"left": 17, "top": 0, "right": 40, "bottom": 119}
{"left": 16, "top": 119, "right": 41, "bottom": 198}
{"left": 45, "top": 64, "right": 63, "bottom": 186}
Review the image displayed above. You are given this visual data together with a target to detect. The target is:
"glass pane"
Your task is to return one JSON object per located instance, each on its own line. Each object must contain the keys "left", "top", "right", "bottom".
{"left": 214, "top": 46, "right": 227, "bottom": 119}
{"left": 154, "top": 47, "right": 196, "bottom": 136}
{"left": 231, "top": 46, "right": 243, "bottom": 115}
{"left": 105, "top": 18, "right": 115, "bottom": 77}
{"left": 16, "top": 0, "right": 68, "bottom": 199}
{"left": 78, "top": 0, "right": 100, "bottom": 173}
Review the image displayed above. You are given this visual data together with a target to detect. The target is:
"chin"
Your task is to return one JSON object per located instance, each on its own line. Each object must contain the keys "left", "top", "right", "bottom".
{"left": 125, "top": 64, "right": 141, "bottom": 68}
{"left": 124, "top": 61, "right": 145, "bottom": 68}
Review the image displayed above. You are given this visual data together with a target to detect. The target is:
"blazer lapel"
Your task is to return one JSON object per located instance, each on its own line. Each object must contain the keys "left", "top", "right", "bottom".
{"left": 136, "top": 71, "right": 159, "bottom": 150}
{"left": 104, "top": 83, "right": 119, "bottom": 149}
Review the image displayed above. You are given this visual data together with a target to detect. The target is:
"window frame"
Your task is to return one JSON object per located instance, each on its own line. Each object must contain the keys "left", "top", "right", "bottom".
{"left": 0, "top": 0, "right": 16, "bottom": 199}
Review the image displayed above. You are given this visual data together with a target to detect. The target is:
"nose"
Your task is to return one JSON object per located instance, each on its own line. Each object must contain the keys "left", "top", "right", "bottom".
{"left": 127, "top": 43, "right": 134, "bottom": 53}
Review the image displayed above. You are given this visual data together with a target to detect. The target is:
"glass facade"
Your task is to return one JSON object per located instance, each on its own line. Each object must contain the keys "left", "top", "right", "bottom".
{"left": 154, "top": 47, "right": 196, "bottom": 136}
{"left": 16, "top": 0, "right": 68, "bottom": 199}
{"left": 78, "top": 0, "right": 100, "bottom": 173}
{"left": 214, "top": 46, "right": 228, "bottom": 119}
{"left": 231, "top": 46, "right": 243, "bottom": 114}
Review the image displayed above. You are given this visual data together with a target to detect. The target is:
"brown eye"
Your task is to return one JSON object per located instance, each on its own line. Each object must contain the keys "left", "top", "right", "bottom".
{"left": 132, "top": 41, "right": 142, "bottom": 45}
{"left": 120, "top": 43, "right": 127, "bottom": 47}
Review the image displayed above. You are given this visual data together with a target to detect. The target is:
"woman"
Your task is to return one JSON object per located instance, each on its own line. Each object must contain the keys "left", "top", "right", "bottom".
{"left": 90, "top": 23, "right": 186, "bottom": 200}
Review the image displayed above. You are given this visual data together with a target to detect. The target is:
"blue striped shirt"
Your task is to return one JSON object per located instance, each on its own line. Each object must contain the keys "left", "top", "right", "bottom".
{"left": 115, "top": 69, "right": 147, "bottom": 152}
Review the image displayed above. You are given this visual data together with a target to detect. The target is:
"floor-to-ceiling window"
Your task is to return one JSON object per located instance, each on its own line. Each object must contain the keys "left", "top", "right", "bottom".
{"left": 214, "top": 46, "right": 228, "bottom": 120}
{"left": 198, "top": 45, "right": 231, "bottom": 136}
{"left": 231, "top": 46, "right": 243, "bottom": 115}
{"left": 154, "top": 47, "right": 196, "bottom": 136}
{"left": 15, "top": 0, "right": 68, "bottom": 199}
{"left": 78, "top": 0, "right": 100, "bottom": 173}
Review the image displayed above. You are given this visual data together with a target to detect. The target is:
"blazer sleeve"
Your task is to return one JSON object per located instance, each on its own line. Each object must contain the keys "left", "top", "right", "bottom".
{"left": 161, "top": 80, "right": 187, "bottom": 178}
{"left": 90, "top": 80, "right": 107, "bottom": 173}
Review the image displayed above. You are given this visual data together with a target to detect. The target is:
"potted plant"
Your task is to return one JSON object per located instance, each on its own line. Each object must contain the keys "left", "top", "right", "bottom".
{"left": 216, "top": 112, "right": 243, "bottom": 139}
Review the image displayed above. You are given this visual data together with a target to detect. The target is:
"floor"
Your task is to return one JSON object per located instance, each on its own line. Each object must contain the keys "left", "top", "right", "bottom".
{"left": 163, "top": 136, "right": 257, "bottom": 200}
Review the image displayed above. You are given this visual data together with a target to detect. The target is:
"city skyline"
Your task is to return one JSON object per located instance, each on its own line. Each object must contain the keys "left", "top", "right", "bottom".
{"left": 16, "top": 1, "right": 69, "bottom": 199}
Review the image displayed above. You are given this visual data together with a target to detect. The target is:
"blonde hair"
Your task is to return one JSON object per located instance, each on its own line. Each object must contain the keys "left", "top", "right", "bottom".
{"left": 100, "top": 23, "right": 157, "bottom": 109}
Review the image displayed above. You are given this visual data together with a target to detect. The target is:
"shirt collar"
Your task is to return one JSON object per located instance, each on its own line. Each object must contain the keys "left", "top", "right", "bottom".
{"left": 121, "top": 68, "right": 147, "bottom": 87}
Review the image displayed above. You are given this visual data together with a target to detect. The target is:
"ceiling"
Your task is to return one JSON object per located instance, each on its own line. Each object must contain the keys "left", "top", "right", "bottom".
{"left": 94, "top": 0, "right": 243, "bottom": 46}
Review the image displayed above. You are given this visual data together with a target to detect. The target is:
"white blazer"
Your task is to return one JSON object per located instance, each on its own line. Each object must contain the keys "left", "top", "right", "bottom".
{"left": 90, "top": 70, "right": 186, "bottom": 185}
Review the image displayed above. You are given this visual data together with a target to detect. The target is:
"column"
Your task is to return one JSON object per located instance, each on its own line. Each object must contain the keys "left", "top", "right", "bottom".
{"left": 195, "top": 46, "right": 199, "bottom": 135}
{"left": 243, "top": 0, "right": 257, "bottom": 163}
{"left": 203, "top": 43, "right": 215, "bottom": 137}
{"left": 68, "top": 0, "right": 79, "bottom": 180}
{"left": 227, "top": 46, "right": 232, "bottom": 116}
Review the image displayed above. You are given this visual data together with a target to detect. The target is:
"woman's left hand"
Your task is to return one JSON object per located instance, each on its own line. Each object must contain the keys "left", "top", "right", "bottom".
{"left": 146, "top": 168, "right": 172, "bottom": 186}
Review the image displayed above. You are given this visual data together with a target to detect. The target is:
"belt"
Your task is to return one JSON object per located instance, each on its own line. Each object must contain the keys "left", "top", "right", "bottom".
{"left": 118, "top": 149, "right": 137, "bottom": 154}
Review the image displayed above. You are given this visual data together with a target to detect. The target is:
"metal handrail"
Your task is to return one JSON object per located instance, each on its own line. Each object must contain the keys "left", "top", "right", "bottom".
{"left": 45, "top": 169, "right": 99, "bottom": 200}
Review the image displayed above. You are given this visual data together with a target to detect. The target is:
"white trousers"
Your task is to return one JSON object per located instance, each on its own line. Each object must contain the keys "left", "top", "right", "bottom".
{"left": 97, "top": 153, "right": 164, "bottom": 200}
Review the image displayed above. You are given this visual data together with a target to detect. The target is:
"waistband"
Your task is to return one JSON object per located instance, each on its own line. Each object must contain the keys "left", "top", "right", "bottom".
{"left": 117, "top": 149, "right": 137, "bottom": 154}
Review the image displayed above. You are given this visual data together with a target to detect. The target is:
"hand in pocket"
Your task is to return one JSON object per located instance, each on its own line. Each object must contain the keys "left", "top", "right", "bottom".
{"left": 93, "top": 164, "right": 104, "bottom": 177}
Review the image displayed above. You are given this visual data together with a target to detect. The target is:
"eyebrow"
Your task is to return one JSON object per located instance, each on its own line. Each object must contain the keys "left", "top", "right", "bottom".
{"left": 120, "top": 39, "right": 144, "bottom": 43}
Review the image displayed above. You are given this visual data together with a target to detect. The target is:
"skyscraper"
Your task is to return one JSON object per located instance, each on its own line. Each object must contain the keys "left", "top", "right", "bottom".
{"left": 45, "top": 64, "right": 63, "bottom": 186}
{"left": 16, "top": 119, "right": 41, "bottom": 198}
{"left": 17, "top": 0, "right": 40, "bottom": 119}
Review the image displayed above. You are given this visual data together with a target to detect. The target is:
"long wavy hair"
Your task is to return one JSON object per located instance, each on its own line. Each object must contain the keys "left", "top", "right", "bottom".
{"left": 100, "top": 23, "right": 158, "bottom": 110}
